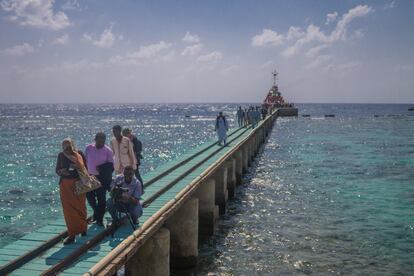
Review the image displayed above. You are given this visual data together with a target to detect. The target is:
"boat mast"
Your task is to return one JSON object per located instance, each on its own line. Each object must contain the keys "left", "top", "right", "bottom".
{"left": 272, "top": 70, "right": 278, "bottom": 86}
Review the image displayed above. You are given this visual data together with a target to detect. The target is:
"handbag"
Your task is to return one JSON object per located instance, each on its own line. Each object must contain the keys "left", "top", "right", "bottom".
{"left": 74, "top": 166, "right": 102, "bottom": 195}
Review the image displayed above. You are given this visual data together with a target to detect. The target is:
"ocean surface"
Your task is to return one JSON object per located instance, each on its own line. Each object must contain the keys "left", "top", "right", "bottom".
{"left": 1, "top": 103, "right": 413, "bottom": 275}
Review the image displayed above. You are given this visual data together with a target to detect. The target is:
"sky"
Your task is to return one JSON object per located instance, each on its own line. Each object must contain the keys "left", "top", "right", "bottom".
{"left": 0, "top": 0, "right": 413, "bottom": 103}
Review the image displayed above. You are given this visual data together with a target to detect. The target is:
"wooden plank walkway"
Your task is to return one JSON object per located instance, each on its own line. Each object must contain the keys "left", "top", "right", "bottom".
{"left": 0, "top": 112, "right": 275, "bottom": 275}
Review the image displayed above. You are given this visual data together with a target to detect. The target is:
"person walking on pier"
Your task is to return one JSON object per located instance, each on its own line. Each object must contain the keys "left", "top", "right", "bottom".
{"left": 122, "top": 128, "right": 144, "bottom": 193}
{"left": 236, "top": 106, "right": 244, "bottom": 128}
{"left": 107, "top": 166, "right": 143, "bottom": 225}
{"left": 84, "top": 132, "right": 114, "bottom": 226}
{"left": 247, "top": 107, "right": 254, "bottom": 127}
{"left": 215, "top": 111, "right": 228, "bottom": 146}
{"left": 261, "top": 105, "right": 268, "bottom": 120}
{"left": 55, "top": 138, "right": 88, "bottom": 245}
{"left": 111, "top": 125, "right": 137, "bottom": 175}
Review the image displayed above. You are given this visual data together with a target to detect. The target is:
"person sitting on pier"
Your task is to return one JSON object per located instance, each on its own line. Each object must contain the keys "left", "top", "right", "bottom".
{"left": 111, "top": 125, "right": 137, "bottom": 175}
{"left": 55, "top": 138, "right": 88, "bottom": 245}
{"left": 122, "top": 128, "right": 144, "bottom": 193}
{"left": 215, "top": 111, "right": 228, "bottom": 146}
{"left": 106, "top": 166, "right": 143, "bottom": 225}
{"left": 236, "top": 106, "right": 244, "bottom": 128}
{"left": 84, "top": 132, "right": 114, "bottom": 227}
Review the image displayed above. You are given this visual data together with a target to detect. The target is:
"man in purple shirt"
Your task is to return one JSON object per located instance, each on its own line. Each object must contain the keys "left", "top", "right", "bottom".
{"left": 85, "top": 132, "right": 114, "bottom": 226}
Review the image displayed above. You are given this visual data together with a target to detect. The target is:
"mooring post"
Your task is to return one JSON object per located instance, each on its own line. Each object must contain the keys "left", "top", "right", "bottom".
{"left": 213, "top": 166, "right": 228, "bottom": 214}
{"left": 234, "top": 151, "right": 243, "bottom": 186}
{"left": 193, "top": 179, "right": 215, "bottom": 237}
{"left": 225, "top": 158, "right": 236, "bottom": 199}
{"left": 165, "top": 197, "right": 199, "bottom": 269}
{"left": 125, "top": 227, "right": 170, "bottom": 276}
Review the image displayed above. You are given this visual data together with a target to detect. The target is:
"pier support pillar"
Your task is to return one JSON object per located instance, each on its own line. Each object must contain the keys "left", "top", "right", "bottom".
{"left": 242, "top": 146, "right": 249, "bottom": 172}
{"left": 193, "top": 179, "right": 215, "bottom": 237}
{"left": 166, "top": 198, "right": 199, "bottom": 269}
{"left": 125, "top": 227, "right": 170, "bottom": 276}
{"left": 214, "top": 167, "right": 228, "bottom": 214}
{"left": 234, "top": 151, "right": 243, "bottom": 186}
{"left": 225, "top": 159, "right": 236, "bottom": 199}
{"left": 248, "top": 140, "right": 254, "bottom": 163}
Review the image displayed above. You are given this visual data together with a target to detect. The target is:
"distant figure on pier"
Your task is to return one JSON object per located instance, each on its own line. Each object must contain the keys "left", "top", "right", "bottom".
{"left": 247, "top": 107, "right": 255, "bottom": 127}
{"left": 55, "top": 138, "right": 88, "bottom": 245}
{"left": 255, "top": 106, "right": 262, "bottom": 125}
{"left": 236, "top": 106, "right": 244, "bottom": 128}
{"left": 215, "top": 112, "right": 228, "bottom": 146}
{"left": 122, "top": 128, "right": 144, "bottom": 194}
{"left": 107, "top": 166, "right": 143, "bottom": 225}
{"left": 84, "top": 132, "right": 114, "bottom": 227}
{"left": 261, "top": 106, "right": 268, "bottom": 120}
{"left": 244, "top": 108, "right": 249, "bottom": 127}
{"left": 111, "top": 125, "right": 137, "bottom": 175}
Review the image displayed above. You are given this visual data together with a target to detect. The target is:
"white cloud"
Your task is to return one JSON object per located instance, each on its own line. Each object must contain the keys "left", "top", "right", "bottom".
{"left": 221, "top": 65, "right": 239, "bottom": 75}
{"left": 133, "top": 41, "right": 172, "bottom": 59}
{"left": 83, "top": 27, "right": 115, "bottom": 49}
{"left": 395, "top": 64, "right": 414, "bottom": 72}
{"left": 330, "top": 5, "right": 373, "bottom": 42}
{"left": 196, "top": 51, "right": 223, "bottom": 63}
{"left": 181, "top": 43, "right": 203, "bottom": 56}
{"left": 282, "top": 5, "right": 373, "bottom": 58}
{"left": 325, "top": 11, "right": 338, "bottom": 25}
{"left": 325, "top": 60, "right": 361, "bottom": 72}
{"left": 287, "top": 26, "right": 304, "bottom": 40}
{"left": 306, "top": 44, "right": 330, "bottom": 58}
{"left": 260, "top": 60, "right": 275, "bottom": 69}
{"left": 52, "top": 33, "right": 69, "bottom": 45}
{"left": 109, "top": 41, "right": 172, "bottom": 65}
{"left": 252, "top": 29, "right": 284, "bottom": 47}
{"left": 183, "top": 32, "right": 201, "bottom": 44}
{"left": 384, "top": 1, "right": 396, "bottom": 10}
{"left": 61, "top": 0, "right": 81, "bottom": 11}
{"left": 305, "top": 55, "right": 332, "bottom": 69}
{"left": 0, "top": 0, "right": 71, "bottom": 30}
{"left": 2, "top": 42, "right": 34, "bottom": 56}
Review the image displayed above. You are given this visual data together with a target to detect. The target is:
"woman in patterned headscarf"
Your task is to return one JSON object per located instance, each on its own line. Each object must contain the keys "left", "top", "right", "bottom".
{"left": 55, "top": 138, "right": 88, "bottom": 245}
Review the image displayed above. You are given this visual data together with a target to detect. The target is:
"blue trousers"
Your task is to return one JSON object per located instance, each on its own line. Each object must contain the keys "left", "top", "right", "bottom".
{"left": 106, "top": 198, "right": 143, "bottom": 224}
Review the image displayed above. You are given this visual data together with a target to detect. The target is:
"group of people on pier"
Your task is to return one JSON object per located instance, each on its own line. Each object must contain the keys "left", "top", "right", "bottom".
{"left": 215, "top": 106, "right": 268, "bottom": 147}
{"left": 236, "top": 106, "right": 268, "bottom": 128}
{"left": 56, "top": 107, "right": 269, "bottom": 245}
{"left": 55, "top": 126, "right": 144, "bottom": 245}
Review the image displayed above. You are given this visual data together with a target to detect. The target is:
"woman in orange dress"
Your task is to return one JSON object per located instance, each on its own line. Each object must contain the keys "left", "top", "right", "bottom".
{"left": 55, "top": 138, "right": 88, "bottom": 244}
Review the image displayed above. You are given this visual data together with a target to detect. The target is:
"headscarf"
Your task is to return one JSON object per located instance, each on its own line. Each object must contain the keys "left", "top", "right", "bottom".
{"left": 62, "top": 138, "right": 78, "bottom": 163}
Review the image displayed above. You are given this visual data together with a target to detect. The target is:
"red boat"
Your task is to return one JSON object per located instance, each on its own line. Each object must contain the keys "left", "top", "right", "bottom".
{"left": 263, "top": 70, "right": 298, "bottom": 116}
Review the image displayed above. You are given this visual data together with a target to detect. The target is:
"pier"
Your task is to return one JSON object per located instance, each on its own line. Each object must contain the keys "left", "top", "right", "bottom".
{"left": 0, "top": 109, "right": 279, "bottom": 276}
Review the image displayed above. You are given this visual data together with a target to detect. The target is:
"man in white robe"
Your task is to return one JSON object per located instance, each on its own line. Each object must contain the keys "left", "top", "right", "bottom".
{"left": 215, "top": 112, "right": 228, "bottom": 146}
{"left": 111, "top": 125, "right": 137, "bottom": 174}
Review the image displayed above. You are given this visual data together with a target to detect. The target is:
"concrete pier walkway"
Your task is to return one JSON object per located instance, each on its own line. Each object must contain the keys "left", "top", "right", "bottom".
{"left": 0, "top": 109, "right": 278, "bottom": 276}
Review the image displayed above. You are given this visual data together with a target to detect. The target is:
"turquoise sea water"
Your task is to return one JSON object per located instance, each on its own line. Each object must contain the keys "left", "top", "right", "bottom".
{"left": 1, "top": 103, "right": 413, "bottom": 275}
{"left": 197, "top": 104, "right": 414, "bottom": 275}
